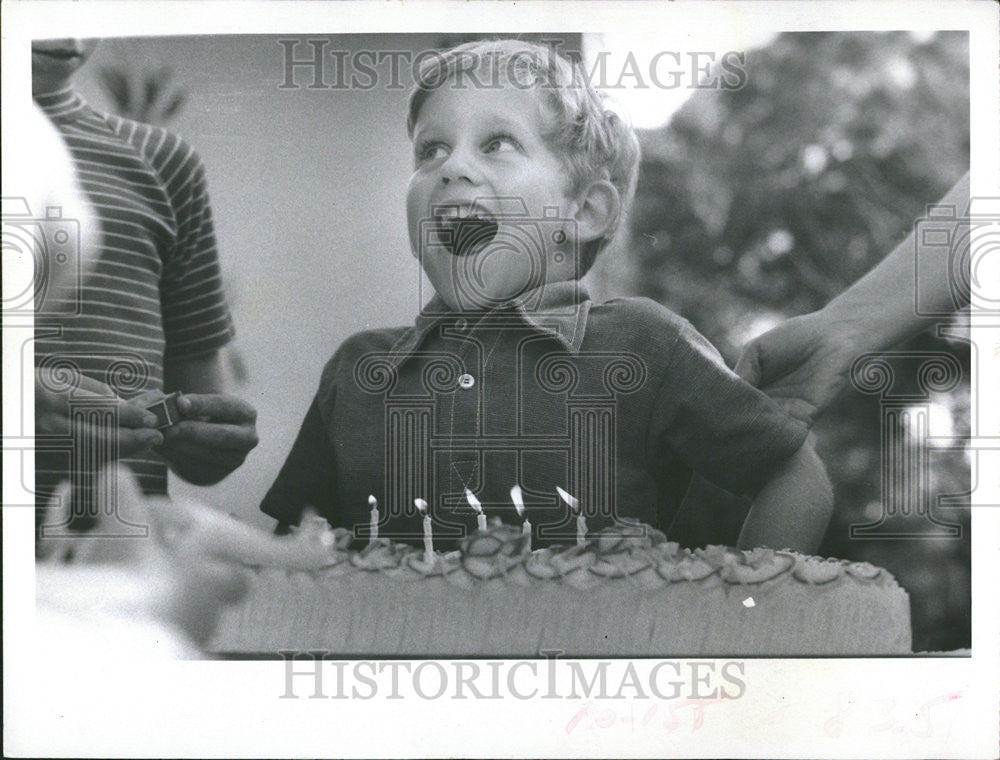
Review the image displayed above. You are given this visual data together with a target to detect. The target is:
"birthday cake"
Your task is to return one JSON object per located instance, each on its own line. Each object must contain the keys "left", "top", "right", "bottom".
{"left": 207, "top": 518, "right": 912, "bottom": 657}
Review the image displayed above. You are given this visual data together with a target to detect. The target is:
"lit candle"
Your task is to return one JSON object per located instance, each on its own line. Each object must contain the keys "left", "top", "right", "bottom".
{"left": 465, "top": 488, "right": 488, "bottom": 532}
{"left": 368, "top": 495, "right": 379, "bottom": 547}
{"left": 511, "top": 484, "right": 531, "bottom": 551}
{"left": 557, "top": 486, "right": 586, "bottom": 547}
{"left": 415, "top": 498, "right": 433, "bottom": 564}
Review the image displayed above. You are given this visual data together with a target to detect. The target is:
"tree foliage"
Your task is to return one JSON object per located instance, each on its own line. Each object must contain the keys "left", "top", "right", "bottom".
{"left": 623, "top": 32, "right": 970, "bottom": 651}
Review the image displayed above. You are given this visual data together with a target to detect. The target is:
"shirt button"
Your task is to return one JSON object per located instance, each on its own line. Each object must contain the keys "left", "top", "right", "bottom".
{"left": 458, "top": 373, "right": 475, "bottom": 389}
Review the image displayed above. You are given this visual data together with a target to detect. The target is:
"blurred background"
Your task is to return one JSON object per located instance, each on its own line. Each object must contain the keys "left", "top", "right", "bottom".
{"left": 68, "top": 31, "right": 969, "bottom": 651}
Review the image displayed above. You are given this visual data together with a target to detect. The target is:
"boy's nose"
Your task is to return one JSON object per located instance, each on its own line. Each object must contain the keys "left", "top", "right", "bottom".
{"left": 439, "top": 147, "right": 482, "bottom": 185}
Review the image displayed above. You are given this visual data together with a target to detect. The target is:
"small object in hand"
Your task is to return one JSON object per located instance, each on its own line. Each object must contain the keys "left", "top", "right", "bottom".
{"left": 144, "top": 392, "right": 184, "bottom": 429}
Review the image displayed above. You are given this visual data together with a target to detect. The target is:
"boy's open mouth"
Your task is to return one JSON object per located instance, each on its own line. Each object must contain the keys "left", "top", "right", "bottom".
{"left": 435, "top": 208, "right": 499, "bottom": 257}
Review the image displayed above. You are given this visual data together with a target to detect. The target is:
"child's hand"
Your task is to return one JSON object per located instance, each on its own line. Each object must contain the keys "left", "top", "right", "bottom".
{"left": 35, "top": 369, "right": 164, "bottom": 458}
{"left": 156, "top": 393, "right": 259, "bottom": 485}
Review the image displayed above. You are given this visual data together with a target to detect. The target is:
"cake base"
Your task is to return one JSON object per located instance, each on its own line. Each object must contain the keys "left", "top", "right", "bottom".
{"left": 208, "top": 526, "right": 912, "bottom": 657}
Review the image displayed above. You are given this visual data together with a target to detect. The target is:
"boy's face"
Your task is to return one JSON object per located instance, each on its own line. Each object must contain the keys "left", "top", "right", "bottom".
{"left": 406, "top": 83, "right": 580, "bottom": 312}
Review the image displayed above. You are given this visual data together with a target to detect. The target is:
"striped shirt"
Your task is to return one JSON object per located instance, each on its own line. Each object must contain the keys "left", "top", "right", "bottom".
{"left": 34, "top": 87, "right": 234, "bottom": 515}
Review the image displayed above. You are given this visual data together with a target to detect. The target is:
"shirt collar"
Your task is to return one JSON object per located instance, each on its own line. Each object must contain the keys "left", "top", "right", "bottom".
{"left": 388, "top": 280, "right": 592, "bottom": 368}
{"left": 33, "top": 86, "right": 87, "bottom": 120}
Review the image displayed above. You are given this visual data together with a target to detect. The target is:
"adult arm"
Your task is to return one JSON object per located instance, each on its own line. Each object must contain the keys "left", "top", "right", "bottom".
{"left": 144, "top": 127, "right": 257, "bottom": 484}
{"left": 735, "top": 172, "right": 970, "bottom": 423}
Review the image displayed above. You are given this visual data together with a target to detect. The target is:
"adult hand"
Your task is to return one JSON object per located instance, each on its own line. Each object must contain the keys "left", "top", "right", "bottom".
{"left": 736, "top": 175, "right": 971, "bottom": 426}
{"left": 735, "top": 310, "right": 865, "bottom": 426}
{"left": 35, "top": 369, "right": 163, "bottom": 457}
{"left": 155, "top": 393, "right": 259, "bottom": 485}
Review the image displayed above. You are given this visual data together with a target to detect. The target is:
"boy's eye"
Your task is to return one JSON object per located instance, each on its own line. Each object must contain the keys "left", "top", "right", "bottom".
{"left": 416, "top": 142, "right": 448, "bottom": 163}
{"left": 484, "top": 135, "right": 519, "bottom": 154}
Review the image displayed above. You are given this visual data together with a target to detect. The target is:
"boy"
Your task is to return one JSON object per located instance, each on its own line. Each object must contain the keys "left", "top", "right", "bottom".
{"left": 262, "top": 39, "right": 833, "bottom": 553}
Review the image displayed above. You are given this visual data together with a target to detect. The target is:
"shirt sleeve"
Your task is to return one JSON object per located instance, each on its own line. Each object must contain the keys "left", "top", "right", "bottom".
{"left": 649, "top": 319, "right": 810, "bottom": 498}
{"left": 260, "top": 396, "right": 339, "bottom": 527}
{"left": 156, "top": 135, "right": 235, "bottom": 360}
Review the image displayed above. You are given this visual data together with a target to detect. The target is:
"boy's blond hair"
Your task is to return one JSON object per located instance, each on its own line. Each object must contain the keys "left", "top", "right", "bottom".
{"left": 407, "top": 38, "right": 641, "bottom": 274}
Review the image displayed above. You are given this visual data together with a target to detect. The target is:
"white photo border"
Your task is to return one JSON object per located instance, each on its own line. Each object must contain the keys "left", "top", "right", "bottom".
{"left": 3, "top": 1, "right": 998, "bottom": 758}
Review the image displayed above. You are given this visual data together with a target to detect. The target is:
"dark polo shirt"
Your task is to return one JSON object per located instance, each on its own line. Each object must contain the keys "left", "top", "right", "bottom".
{"left": 262, "top": 281, "right": 808, "bottom": 550}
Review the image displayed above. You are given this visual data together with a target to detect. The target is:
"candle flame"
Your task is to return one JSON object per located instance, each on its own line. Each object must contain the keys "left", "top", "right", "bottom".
{"left": 556, "top": 486, "right": 580, "bottom": 513}
{"left": 511, "top": 484, "right": 525, "bottom": 517}
{"left": 464, "top": 488, "right": 483, "bottom": 514}
{"left": 368, "top": 494, "right": 378, "bottom": 508}
{"left": 415, "top": 498, "right": 428, "bottom": 514}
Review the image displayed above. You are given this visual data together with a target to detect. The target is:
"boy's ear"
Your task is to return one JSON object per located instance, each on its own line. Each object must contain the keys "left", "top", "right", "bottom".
{"left": 570, "top": 179, "right": 621, "bottom": 244}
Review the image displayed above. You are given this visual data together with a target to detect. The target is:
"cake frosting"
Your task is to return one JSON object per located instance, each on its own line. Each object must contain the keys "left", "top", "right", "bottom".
{"left": 209, "top": 519, "right": 912, "bottom": 657}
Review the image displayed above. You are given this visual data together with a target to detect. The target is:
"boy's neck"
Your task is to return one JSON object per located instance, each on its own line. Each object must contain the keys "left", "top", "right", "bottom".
{"left": 429, "top": 277, "right": 587, "bottom": 316}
